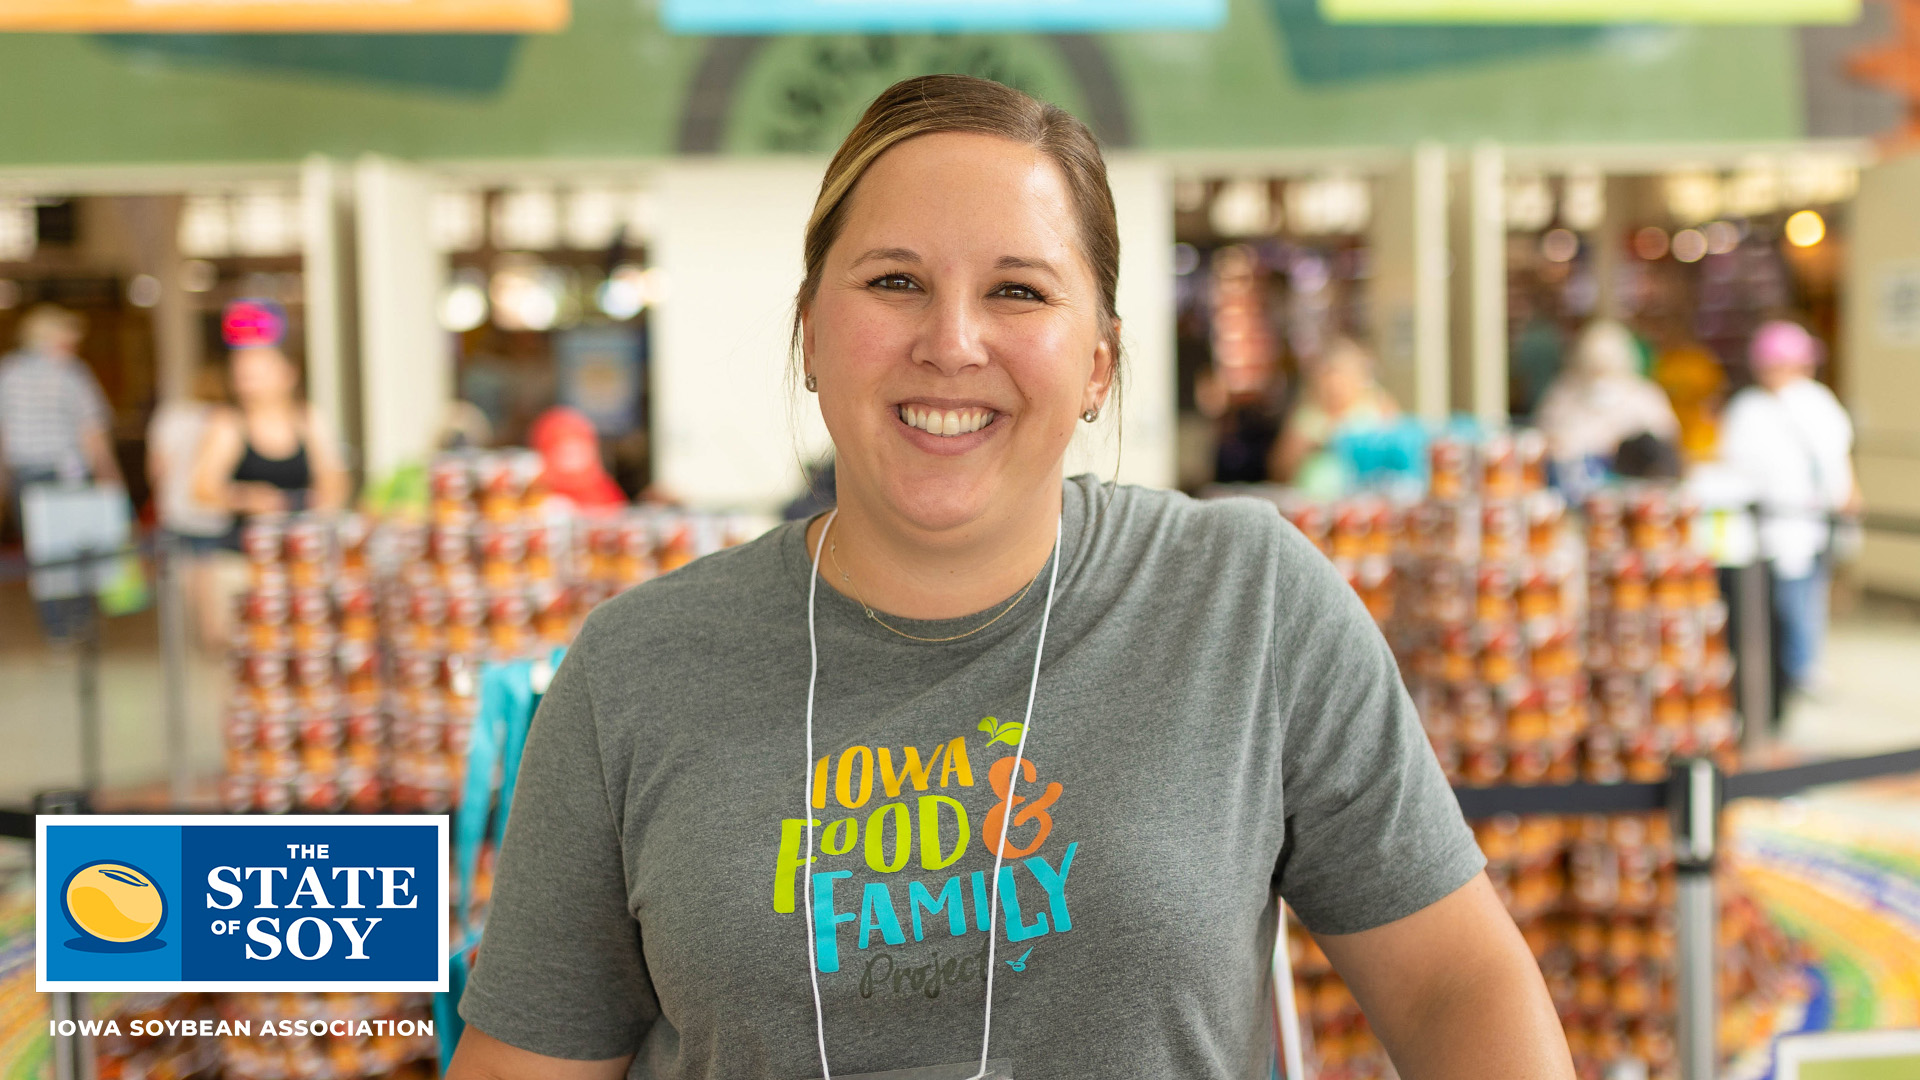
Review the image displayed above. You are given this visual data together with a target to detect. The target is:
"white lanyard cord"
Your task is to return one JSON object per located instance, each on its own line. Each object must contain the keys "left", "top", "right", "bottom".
{"left": 803, "top": 511, "right": 1065, "bottom": 1080}
{"left": 971, "top": 516, "right": 1063, "bottom": 1080}
{"left": 803, "top": 509, "right": 837, "bottom": 1080}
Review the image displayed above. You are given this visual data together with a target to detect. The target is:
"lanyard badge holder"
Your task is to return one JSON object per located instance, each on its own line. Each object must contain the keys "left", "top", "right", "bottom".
{"left": 435, "top": 647, "right": 565, "bottom": 1069}
{"left": 801, "top": 511, "right": 1060, "bottom": 1080}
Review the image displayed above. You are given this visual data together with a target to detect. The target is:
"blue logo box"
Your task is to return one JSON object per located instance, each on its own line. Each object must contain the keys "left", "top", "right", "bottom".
{"left": 38, "top": 816, "right": 448, "bottom": 992}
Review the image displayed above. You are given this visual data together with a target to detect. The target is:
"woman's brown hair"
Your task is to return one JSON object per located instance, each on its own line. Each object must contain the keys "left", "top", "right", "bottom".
{"left": 793, "top": 74, "right": 1122, "bottom": 381}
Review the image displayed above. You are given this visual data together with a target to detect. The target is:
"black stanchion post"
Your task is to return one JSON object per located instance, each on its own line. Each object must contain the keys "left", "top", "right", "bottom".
{"left": 1668, "top": 758, "right": 1722, "bottom": 1080}
{"left": 36, "top": 788, "right": 96, "bottom": 1080}
{"left": 1735, "top": 558, "right": 1772, "bottom": 750}
{"left": 75, "top": 547, "right": 102, "bottom": 797}
{"left": 156, "top": 534, "right": 191, "bottom": 805}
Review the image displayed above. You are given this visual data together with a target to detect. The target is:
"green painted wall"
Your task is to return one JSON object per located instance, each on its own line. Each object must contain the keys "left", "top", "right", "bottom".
{"left": 1110, "top": 2, "right": 1803, "bottom": 148}
{"left": 0, "top": 0, "right": 1804, "bottom": 166}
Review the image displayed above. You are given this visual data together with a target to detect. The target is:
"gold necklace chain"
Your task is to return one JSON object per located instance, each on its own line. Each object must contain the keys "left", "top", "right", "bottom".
{"left": 826, "top": 537, "right": 1039, "bottom": 644}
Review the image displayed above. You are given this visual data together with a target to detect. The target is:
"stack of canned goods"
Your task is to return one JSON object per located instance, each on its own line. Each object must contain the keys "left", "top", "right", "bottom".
{"left": 218, "top": 992, "right": 437, "bottom": 1080}
{"left": 1278, "top": 431, "right": 1737, "bottom": 789}
{"left": 378, "top": 450, "right": 574, "bottom": 812}
{"left": 1291, "top": 818, "right": 1804, "bottom": 1080}
{"left": 1278, "top": 429, "right": 1589, "bottom": 787}
{"left": 222, "top": 512, "right": 383, "bottom": 815}
{"left": 1267, "top": 429, "right": 1801, "bottom": 1080}
{"left": 575, "top": 504, "right": 758, "bottom": 609}
{"left": 1395, "top": 430, "right": 1591, "bottom": 787}
{"left": 220, "top": 449, "right": 766, "bottom": 815}
{"left": 1582, "top": 485, "right": 1736, "bottom": 781}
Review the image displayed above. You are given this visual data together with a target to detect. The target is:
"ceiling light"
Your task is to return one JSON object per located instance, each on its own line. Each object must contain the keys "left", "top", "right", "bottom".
{"left": 1672, "top": 229, "right": 1708, "bottom": 263}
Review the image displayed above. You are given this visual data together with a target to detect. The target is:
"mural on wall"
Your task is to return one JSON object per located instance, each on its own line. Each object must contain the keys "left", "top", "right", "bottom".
{"left": 678, "top": 33, "right": 1131, "bottom": 153}
{"left": 1264, "top": 0, "right": 1605, "bottom": 84}
{"left": 0, "top": 0, "right": 1894, "bottom": 163}
{"left": 93, "top": 33, "right": 525, "bottom": 94}
{"left": 1845, "top": 0, "right": 1920, "bottom": 140}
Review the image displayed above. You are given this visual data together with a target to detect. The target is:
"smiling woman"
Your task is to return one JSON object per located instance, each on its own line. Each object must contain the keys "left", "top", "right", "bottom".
{"left": 449, "top": 75, "right": 1574, "bottom": 1080}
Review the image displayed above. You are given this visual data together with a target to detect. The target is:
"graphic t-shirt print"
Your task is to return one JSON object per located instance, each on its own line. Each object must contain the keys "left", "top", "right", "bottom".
{"left": 771, "top": 716, "right": 1078, "bottom": 1002}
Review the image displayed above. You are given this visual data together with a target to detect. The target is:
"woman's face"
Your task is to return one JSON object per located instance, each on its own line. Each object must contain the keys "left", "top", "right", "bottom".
{"left": 803, "top": 132, "right": 1114, "bottom": 537}
{"left": 231, "top": 347, "right": 297, "bottom": 405}
{"left": 1314, "top": 354, "right": 1367, "bottom": 414}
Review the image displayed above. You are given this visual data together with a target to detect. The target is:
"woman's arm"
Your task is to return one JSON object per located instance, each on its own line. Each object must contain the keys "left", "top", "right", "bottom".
{"left": 146, "top": 418, "right": 171, "bottom": 492}
{"left": 447, "top": 1026, "right": 631, "bottom": 1080}
{"left": 1269, "top": 425, "right": 1312, "bottom": 483}
{"left": 190, "top": 410, "right": 242, "bottom": 509}
{"left": 1314, "top": 873, "right": 1574, "bottom": 1080}
{"left": 302, "top": 405, "right": 351, "bottom": 511}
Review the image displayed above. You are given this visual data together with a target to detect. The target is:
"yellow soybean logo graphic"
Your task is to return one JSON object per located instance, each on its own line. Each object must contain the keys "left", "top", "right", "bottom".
{"left": 63, "top": 862, "right": 167, "bottom": 949}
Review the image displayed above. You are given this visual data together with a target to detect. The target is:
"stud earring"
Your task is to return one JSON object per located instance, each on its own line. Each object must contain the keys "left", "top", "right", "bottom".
{"left": 1081, "top": 408, "right": 1099, "bottom": 423}
{"left": 805, "top": 373, "right": 818, "bottom": 393}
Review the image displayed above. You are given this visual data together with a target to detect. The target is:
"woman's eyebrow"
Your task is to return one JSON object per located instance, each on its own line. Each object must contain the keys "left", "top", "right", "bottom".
{"left": 851, "top": 246, "right": 920, "bottom": 267}
{"left": 995, "top": 254, "right": 1060, "bottom": 276}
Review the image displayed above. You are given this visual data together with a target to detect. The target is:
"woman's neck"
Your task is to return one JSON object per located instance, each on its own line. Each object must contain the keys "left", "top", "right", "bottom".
{"left": 806, "top": 479, "right": 1063, "bottom": 621}
{"left": 243, "top": 399, "right": 299, "bottom": 422}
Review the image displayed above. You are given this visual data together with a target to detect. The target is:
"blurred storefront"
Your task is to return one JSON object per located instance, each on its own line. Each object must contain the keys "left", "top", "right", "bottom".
{"left": 1, "top": 0, "right": 1901, "bottom": 510}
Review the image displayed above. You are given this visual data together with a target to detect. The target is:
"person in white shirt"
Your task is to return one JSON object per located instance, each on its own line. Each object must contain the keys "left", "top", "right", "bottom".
{"left": 1534, "top": 319, "right": 1679, "bottom": 498}
{"left": 1717, "top": 320, "right": 1860, "bottom": 696}
{"left": 146, "top": 364, "right": 236, "bottom": 649}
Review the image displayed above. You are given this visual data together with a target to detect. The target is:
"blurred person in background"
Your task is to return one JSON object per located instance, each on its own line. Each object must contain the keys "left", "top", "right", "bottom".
{"left": 1194, "top": 365, "right": 1287, "bottom": 485}
{"left": 0, "top": 304, "right": 124, "bottom": 536}
{"left": 1718, "top": 319, "right": 1859, "bottom": 699}
{"left": 527, "top": 405, "right": 627, "bottom": 511}
{"left": 190, "top": 341, "right": 348, "bottom": 533}
{"left": 147, "top": 364, "right": 234, "bottom": 648}
{"left": 1508, "top": 285, "right": 1565, "bottom": 418}
{"left": 1649, "top": 322, "right": 1727, "bottom": 464}
{"left": 1269, "top": 335, "right": 1398, "bottom": 494}
{"left": 1535, "top": 319, "right": 1678, "bottom": 496}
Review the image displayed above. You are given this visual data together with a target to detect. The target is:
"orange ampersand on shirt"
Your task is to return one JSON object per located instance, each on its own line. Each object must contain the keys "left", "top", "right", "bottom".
{"left": 981, "top": 755, "right": 1062, "bottom": 859}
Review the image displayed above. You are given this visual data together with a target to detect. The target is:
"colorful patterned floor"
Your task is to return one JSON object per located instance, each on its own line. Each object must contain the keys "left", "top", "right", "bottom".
{"left": 1725, "top": 778, "right": 1920, "bottom": 1079}
{"left": 0, "top": 840, "right": 45, "bottom": 1080}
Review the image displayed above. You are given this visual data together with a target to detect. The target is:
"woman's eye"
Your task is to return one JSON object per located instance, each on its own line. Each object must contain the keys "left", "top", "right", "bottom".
{"left": 868, "top": 273, "right": 917, "bottom": 291}
{"left": 992, "top": 282, "right": 1043, "bottom": 301}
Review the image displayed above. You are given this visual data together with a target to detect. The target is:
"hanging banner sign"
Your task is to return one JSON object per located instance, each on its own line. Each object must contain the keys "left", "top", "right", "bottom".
{"left": 661, "top": 0, "right": 1226, "bottom": 35}
{"left": 0, "top": 0, "right": 567, "bottom": 32}
{"left": 38, "top": 816, "right": 448, "bottom": 992}
{"left": 1320, "top": 0, "right": 1857, "bottom": 21}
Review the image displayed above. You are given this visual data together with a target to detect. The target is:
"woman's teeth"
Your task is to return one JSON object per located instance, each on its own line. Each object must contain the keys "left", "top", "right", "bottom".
{"left": 898, "top": 405, "right": 995, "bottom": 437}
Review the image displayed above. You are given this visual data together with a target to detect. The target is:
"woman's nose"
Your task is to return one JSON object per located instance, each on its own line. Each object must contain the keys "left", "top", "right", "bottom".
{"left": 911, "top": 291, "right": 989, "bottom": 376}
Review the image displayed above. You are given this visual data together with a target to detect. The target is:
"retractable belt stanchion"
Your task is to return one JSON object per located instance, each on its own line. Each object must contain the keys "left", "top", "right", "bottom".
{"left": 74, "top": 547, "right": 103, "bottom": 797}
{"left": 1668, "top": 759, "right": 1722, "bottom": 1080}
{"left": 1734, "top": 559, "right": 1773, "bottom": 751}
{"left": 155, "top": 534, "right": 192, "bottom": 806}
{"left": 1448, "top": 744, "right": 1918, "bottom": 1080}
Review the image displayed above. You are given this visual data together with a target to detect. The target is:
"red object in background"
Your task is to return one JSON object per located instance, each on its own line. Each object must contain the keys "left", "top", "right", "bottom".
{"left": 527, "top": 406, "right": 626, "bottom": 510}
{"left": 222, "top": 298, "right": 287, "bottom": 348}
{"left": 1849, "top": 0, "right": 1920, "bottom": 143}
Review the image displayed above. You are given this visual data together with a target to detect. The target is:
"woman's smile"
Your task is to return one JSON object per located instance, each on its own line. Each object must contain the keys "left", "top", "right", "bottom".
{"left": 892, "top": 401, "right": 1005, "bottom": 456}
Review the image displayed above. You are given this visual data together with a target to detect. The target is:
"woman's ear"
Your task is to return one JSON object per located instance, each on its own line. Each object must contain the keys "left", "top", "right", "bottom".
{"left": 800, "top": 307, "right": 816, "bottom": 381}
{"left": 1083, "top": 320, "right": 1120, "bottom": 414}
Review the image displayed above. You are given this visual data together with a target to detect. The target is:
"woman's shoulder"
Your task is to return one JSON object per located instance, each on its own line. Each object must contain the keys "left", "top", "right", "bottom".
{"left": 195, "top": 406, "right": 244, "bottom": 447}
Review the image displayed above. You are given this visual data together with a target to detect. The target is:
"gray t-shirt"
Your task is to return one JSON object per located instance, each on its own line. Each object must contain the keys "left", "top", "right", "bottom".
{"left": 461, "top": 476, "right": 1483, "bottom": 1079}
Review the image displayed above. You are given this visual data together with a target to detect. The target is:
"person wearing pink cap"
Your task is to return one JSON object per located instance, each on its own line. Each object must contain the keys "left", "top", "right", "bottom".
{"left": 190, "top": 301, "right": 349, "bottom": 533}
{"left": 1717, "top": 320, "right": 1861, "bottom": 702}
